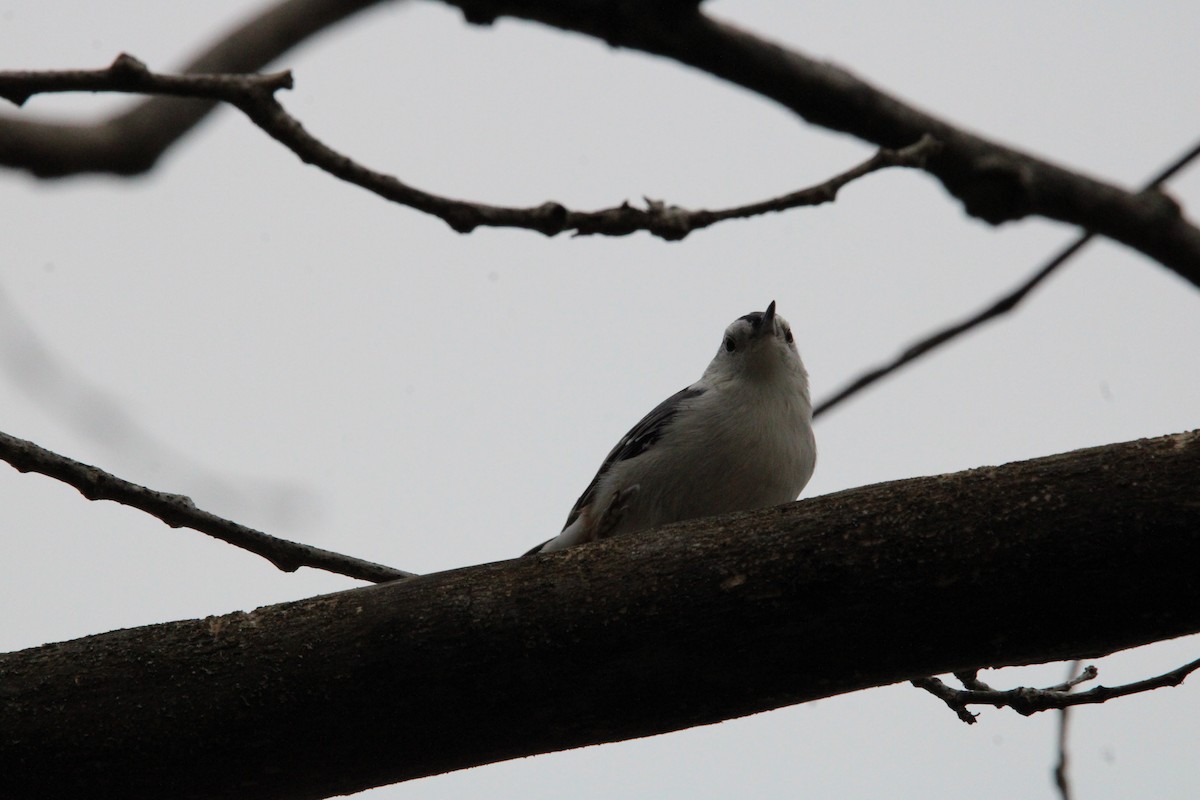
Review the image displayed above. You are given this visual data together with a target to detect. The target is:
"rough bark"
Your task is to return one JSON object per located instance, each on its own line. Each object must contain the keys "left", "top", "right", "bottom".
{"left": 2, "top": 430, "right": 1198, "bottom": 800}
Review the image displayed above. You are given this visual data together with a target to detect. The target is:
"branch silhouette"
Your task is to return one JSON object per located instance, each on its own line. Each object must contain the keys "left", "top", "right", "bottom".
{"left": 912, "top": 657, "right": 1200, "bottom": 722}
{"left": 0, "top": 429, "right": 412, "bottom": 583}
{"left": 1053, "top": 660, "right": 1082, "bottom": 800}
{"left": 3, "top": 429, "right": 1198, "bottom": 800}
{"left": 1, "top": 0, "right": 1197, "bottom": 284}
{"left": 438, "top": 0, "right": 1200, "bottom": 287}
{"left": 0, "top": 55, "right": 938, "bottom": 239}
{"left": 0, "top": 0, "right": 387, "bottom": 176}
{"left": 814, "top": 136, "right": 1200, "bottom": 418}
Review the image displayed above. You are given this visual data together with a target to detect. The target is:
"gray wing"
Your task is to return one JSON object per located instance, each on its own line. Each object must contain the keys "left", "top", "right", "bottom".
{"left": 559, "top": 385, "right": 706, "bottom": 532}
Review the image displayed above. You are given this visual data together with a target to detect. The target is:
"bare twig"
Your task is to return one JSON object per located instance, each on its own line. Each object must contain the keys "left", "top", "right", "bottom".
{"left": 0, "top": 0, "right": 388, "bottom": 176}
{"left": 953, "top": 669, "right": 992, "bottom": 691}
{"left": 2, "top": 1, "right": 1198, "bottom": 283}
{"left": 439, "top": 0, "right": 1200, "bottom": 287}
{"left": 0, "top": 286, "right": 313, "bottom": 531}
{"left": 611, "top": 135, "right": 942, "bottom": 238}
{"left": 0, "top": 54, "right": 293, "bottom": 106}
{"left": 0, "top": 55, "right": 938, "bottom": 239}
{"left": 1053, "top": 659, "right": 1082, "bottom": 800}
{"left": 912, "top": 658, "right": 1200, "bottom": 724}
{"left": 237, "top": 91, "right": 936, "bottom": 238}
{"left": 814, "top": 136, "right": 1200, "bottom": 418}
{"left": 910, "top": 676, "right": 978, "bottom": 723}
{"left": 0, "top": 429, "right": 413, "bottom": 583}
{"left": 1046, "top": 663, "right": 1100, "bottom": 694}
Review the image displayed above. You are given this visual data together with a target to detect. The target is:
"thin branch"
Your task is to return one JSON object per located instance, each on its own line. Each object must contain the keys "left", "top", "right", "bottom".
{"left": 3, "top": 1, "right": 1198, "bottom": 284}
{"left": 910, "top": 677, "right": 978, "bottom": 723}
{"left": 632, "top": 135, "right": 941, "bottom": 237}
{"left": 952, "top": 669, "right": 994, "bottom": 691}
{"left": 438, "top": 0, "right": 1200, "bottom": 287}
{"left": 1053, "top": 659, "right": 1082, "bottom": 800}
{"left": 0, "top": 0, "right": 388, "bottom": 176}
{"left": 0, "top": 54, "right": 293, "bottom": 106}
{"left": 0, "top": 429, "right": 413, "bottom": 583}
{"left": 1045, "top": 664, "right": 1100, "bottom": 694}
{"left": 912, "top": 658, "right": 1200, "bottom": 724}
{"left": 0, "top": 55, "right": 938, "bottom": 239}
{"left": 0, "top": 285, "right": 313, "bottom": 531}
{"left": 813, "top": 136, "right": 1200, "bottom": 418}
{"left": 236, "top": 90, "right": 937, "bottom": 238}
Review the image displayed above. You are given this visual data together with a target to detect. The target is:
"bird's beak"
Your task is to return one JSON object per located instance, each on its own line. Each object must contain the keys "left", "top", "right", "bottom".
{"left": 756, "top": 300, "right": 777, "bottom": 338}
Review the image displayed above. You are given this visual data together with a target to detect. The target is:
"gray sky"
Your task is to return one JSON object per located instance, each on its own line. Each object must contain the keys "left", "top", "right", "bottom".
{"left": 2, "top": 1, "right": 1198, "bottom": 797}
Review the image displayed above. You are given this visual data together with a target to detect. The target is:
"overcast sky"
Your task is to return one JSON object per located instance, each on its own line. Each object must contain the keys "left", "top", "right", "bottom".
{"left": 2, "top": 1, "right": 1198, "bottom": 798}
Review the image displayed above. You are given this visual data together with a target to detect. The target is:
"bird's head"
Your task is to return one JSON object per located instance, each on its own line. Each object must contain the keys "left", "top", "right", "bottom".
{"left": 704, "top": 300, "right": 808, "bottom": 386}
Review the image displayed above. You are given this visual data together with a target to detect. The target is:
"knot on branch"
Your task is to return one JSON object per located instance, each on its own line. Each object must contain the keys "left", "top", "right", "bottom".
{"left": 530, "top": 201, "right": 569, "bottom": 235}
{"left": 458, "top": 3, "right": 499, "bottom": 26}
{"left": 955, "top": 155, "right": 1036, "bottom": 224}
{"left": 1136, "top": 187, "right": 1184, "bottom": 230}
{"left": 568, "top": 198, "right": 697, "bottom": 240}
{"left": 109, "top": 53, "right": 150, "bottom": 77}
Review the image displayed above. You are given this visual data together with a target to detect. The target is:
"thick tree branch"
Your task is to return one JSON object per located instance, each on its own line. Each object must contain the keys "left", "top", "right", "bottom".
{"left": 0, "top": 429, "right": 412, "bottom": 583}
{"left": 440, "top": 0, "right": 1200, "bottom": 287}
{"left": 0, "top": 56, "right": 937, "bottom": 238}
{"left": 2, "top": 430, "right": 1197, "bottom": 800}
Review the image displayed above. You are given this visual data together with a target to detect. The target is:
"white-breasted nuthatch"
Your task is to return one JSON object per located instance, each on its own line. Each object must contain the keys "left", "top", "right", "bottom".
{"left": 526, "top": 301, "right": 816, "bottom": 555}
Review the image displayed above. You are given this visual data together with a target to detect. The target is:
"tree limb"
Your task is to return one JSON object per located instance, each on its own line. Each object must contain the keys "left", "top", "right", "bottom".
{"left": 0, "top": 0, "right": 388, "bottom": 176}
{"left": 0, "top": 429, "right": 412, "bottom": 583}
{"left": 0, "top": 55, "right": 938, "bottom": 239}
{"left": 814, "top": 136, "right": 1200, "bottom": 417}
{"left": 912, "top": 658, "right": 1200, "bottom": 721}
{"left": 2, "top": 429, "right": 1197, "bottom": 800}
{"left": 3, "top": 1, "right": 1198, "bottom": 282}
{"left": 0, "top": 54, "right": 294, "bottom": 106}
{"left": 1054, "top": 660, "right": 1082, "bottom": 800}
{"left": 439, "top": 0, "right": 1200, "bottom": 287}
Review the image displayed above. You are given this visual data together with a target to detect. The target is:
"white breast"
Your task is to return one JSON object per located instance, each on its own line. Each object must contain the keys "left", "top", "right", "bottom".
{"left": 598, "top": 377, "right": 815, "bottom": 536}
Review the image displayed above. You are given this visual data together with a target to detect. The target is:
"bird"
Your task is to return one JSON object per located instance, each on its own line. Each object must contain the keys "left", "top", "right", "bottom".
{"left": 526, "top": 300, "right": 815, "bottom": 555}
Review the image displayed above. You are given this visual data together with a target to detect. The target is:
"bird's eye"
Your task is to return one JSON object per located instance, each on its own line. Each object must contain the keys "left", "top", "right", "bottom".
{"left": 784, "top": 329, "right": 794, "bottom": 344}
{"left": 724, "top": 336, "right": 736, "bottom": 353}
